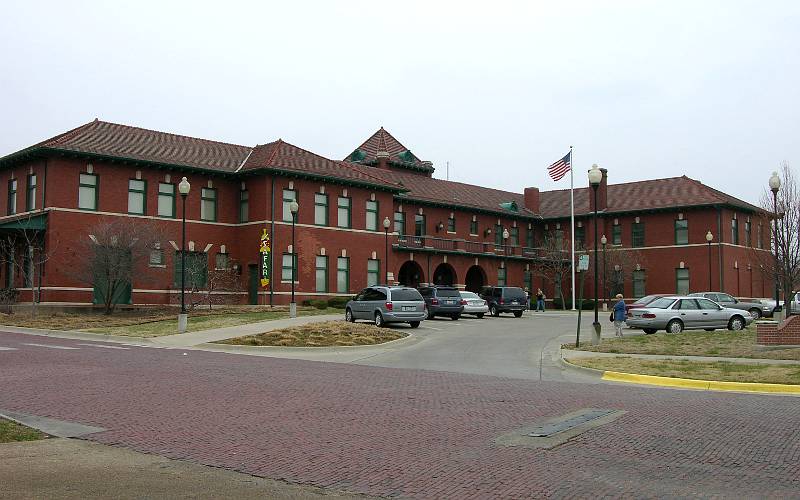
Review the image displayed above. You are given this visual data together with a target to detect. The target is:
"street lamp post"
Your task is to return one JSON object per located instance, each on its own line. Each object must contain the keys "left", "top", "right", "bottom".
{"left": 177, "top": 177, "right": 191, "bottom": 333}
{"left": 769, "top": 171, "right": 781, "bottom": 315}
{"left": 383, "top": 216, "right": 391, "bottom": 284}
{"left": 706, "top": 231, "right": 713, "bottom": 290}
{"left": 289, "top": 200, "right": 299, "bottom": 318}
{"left": 588, "top": 164, "right": 603, "bottom": 344}
{"left": 600, "top": 234, "right": 607, "bottom": 308}
{"left": 502, "top": 228, "right": 509, "bottom": 284}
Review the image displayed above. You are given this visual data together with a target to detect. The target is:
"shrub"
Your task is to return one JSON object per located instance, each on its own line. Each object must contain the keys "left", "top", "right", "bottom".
{"left": 552, "top": 298, "right": 595, "bottom": 310}
{"left": 327, "top": 296, "right": 350, "bottom": 309}
{"left": 309, "top": 299, "right": 329, "bottom": 310}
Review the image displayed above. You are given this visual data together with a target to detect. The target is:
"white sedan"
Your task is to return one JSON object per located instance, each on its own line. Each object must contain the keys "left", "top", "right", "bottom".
{"left": 460, "top": 291, "right": 489, "bottom": 318}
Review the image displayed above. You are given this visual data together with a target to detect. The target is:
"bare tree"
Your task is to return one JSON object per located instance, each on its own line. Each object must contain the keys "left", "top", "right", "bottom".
{"left": 205, "top": 264, "right": 244, "bottom": 309}
{"left": 72, "top": 219, "right": 165, "bottom": 315}
{"left": 532, "top": 234, "right": 573, "bottom": 309}
{"left": 754, "top": 161, "right": 800, "bottom": 310}
{"left": 171, "top": 254, "right": 243, "bottom": 310}
{"left": 601, "top": 247, "right": 648, "bottom": 302}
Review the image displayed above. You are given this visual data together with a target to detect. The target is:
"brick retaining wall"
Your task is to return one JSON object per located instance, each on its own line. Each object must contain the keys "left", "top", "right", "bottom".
{"left": 756, "top": 315, "right": 800, "bottom": 345}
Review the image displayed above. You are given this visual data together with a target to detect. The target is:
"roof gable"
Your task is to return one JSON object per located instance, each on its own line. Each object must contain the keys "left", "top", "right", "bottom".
{"left": 346, "top": 127, "right": 434, "bottom": 174}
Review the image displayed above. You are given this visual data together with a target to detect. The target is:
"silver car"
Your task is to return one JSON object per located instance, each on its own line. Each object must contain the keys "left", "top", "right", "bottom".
{"left": 459, "top": 291, "right": 489, "bottom": 318}
{"left": 345, "top": 286, "right": 426, "bottom": 328}
{"left": 626, "top": 296, "right": 753, "bottom": 334}
{"left": 688, "top": 292, "right": 772, "bottom": 319}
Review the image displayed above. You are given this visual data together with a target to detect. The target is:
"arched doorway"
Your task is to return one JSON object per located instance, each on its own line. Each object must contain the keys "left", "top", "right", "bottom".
{"left": 398, "top": 260, "right": 424, "bottom": 288}
{"left": 432, "top": 263, "right": 457, "bottom": 286}
{"left": 465, "top": 265, "right": 487, "bottom": 292}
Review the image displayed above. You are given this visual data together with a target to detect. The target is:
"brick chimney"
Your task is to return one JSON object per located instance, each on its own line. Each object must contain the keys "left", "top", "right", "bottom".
{"left": 524, "top": 187, "right": 540, "bottom": 213}
{"left": 589, "top": 168, "right": 608, "bottom": 212}
{"left": 376, "top": 151, "right": 390, "bottom": 170}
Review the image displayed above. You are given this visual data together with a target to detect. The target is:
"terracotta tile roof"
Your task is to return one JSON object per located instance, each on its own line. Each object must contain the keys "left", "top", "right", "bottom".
{"left": 240, "top": 140, "right": 404, "bottom": 190}
{"left": 539, "top": 175, "right": 760, "bottom": 218}
{"left": 354, "top": 167, "right": 539, "bottom": 217}
{"left": 3, "top": 119, "right": 252, "bottom": 173}
{"left": 345, "top": 128, "right": 434, "bottom": 173}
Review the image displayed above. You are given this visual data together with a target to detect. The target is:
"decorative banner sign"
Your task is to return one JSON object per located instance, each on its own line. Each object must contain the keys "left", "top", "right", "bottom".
{"left": 259, "top": 229, "right": 271, "bottom": 287}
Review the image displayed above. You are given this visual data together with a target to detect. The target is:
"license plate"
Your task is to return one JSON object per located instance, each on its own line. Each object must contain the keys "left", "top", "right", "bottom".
{"left": 402, "top": 306, "right": 415, "bottom": 311}
{"left": 446, "top": 300, "right": 455, "bottom": 305}
{"left": 511, "top": 300, "right": 519, "bottom": 304}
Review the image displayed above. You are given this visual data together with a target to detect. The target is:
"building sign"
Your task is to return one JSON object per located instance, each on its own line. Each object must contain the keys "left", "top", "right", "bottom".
{"left": 259, "top": 229, "right": 271, "bottom": 287}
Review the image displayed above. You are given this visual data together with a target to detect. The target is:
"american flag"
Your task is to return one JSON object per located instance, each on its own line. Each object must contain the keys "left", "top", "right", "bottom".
{"left": 547, "top": 151, "right": 572, "bottom": 181}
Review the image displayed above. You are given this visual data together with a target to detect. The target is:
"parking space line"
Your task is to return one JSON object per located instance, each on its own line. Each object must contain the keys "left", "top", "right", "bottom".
{"left": 21, "top": 343, "right": 80, "bottom": 350}
{"left": 77, "top": 343, "right": 130, "bottom": 350}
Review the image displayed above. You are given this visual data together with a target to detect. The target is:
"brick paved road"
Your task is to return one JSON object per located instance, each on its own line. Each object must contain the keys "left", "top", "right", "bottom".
{"left": 1, "top": 332, "right": 799, "bottom": 498}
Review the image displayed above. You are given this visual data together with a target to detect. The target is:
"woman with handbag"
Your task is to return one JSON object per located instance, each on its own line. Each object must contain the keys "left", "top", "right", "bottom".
{"left": 612, "top": 294, "right": 626, "bottom": 337}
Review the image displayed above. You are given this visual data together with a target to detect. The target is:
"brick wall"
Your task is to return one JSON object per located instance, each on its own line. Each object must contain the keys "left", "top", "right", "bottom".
{"left": 756, "top": 315, "right": 800, "bottom": 345}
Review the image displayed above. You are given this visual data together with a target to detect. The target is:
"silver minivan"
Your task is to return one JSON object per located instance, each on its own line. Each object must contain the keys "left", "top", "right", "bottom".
{"left": 345, "top": 286, "right": 426, "bottom": 328}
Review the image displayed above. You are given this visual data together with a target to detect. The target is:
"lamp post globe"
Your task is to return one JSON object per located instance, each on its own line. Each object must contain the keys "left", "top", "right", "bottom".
{"left": 289, "top": 201, "right": 299, "bottom": 318}
{"left": 769, "top": 172, "right": 781, "bottom": 312}
{"left": 383, "top": 216, "right": 391, "bottom": 284}
{"left": 177, "top": 177, "right": 191, "bottom": 333}
{"left": 706, "top": 231, "right": 713, "bottom": 290}
{"left": 502, "top": 228, "right": 510, "bottom": 256}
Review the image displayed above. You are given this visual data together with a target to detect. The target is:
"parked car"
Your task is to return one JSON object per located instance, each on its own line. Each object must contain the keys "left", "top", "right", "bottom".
{"left": 625, "top": 294, "right": 669, "bottom": 316}
{"left": 480, "top": 286, "right": 527, "bottom": 317}
{"left": 688, "top": 292, "right": 772, "bottom": 319}
{"left": 418, "top": 286, "right": 464, "bottom": 320}
{"left": 459, "top": 291, "right": 488, "bottom": 318}
{"left": 626, "top": 296, "right": 753, "bottom": 334}
{"left": 345, "top": 286, "right": 426, "bottom": 328}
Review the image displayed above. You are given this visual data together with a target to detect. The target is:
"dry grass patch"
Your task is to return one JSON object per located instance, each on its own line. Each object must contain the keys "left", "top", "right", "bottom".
{"left": 566, "top": 328, "right": 800, "bottom": 361}
{"left": 0, "top": 418, "right": 47, "bottom": 443}
{"left": 568, "top": 356, "right": 800, "bottom": 385}
{"left": 0, "top": 306, "right": 339, "bottom": 338}
{"left": 217, "top": 321, "right": 406, "bottom": 347}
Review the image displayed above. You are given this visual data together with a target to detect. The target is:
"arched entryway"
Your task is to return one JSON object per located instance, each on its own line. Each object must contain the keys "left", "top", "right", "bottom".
{"left": 398, "top": 260, "right": 424, "bottom": 288}
{"left": 432, "top": 263, "right": 457, "bottom": 286}
{"left": 465, "top": 265, "right": 487, "bottom": 292}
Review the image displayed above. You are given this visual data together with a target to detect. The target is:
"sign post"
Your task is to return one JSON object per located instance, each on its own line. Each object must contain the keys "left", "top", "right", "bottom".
{"left": 575, "top": 255, "right": 589, "bottom": 347}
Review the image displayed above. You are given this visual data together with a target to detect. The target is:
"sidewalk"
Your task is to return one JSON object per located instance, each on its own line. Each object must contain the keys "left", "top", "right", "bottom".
{"left": 561, "top": 348, "right": 800, "bottom": 366}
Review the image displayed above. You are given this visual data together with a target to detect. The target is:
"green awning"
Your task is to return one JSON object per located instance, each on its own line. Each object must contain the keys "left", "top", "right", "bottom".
{"left": 0, "top": 213, "right": 47, "bottom": 231}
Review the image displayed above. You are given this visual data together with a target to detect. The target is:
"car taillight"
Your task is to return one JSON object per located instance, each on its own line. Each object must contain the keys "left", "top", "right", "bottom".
{"left": 499, "top": 298, "right": 505, "bottom": 305}
{"left": 385, "top": 302, "right": 393, "bottom": 311}
{"left": 431, "top": 298, "right": 439, "bottom": 305}
{"left": 642, "top": 313, "right": 656, "bottom": 318}
{"left": 460, "top": 299, "right": 467, "bottom": 305}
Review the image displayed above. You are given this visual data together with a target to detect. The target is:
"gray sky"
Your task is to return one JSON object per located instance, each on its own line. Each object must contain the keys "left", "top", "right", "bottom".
{"left": 1, "top": 0, "right": 798, "bottom": 205}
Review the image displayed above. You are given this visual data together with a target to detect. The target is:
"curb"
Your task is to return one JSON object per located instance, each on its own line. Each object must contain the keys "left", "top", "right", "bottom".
{"left": 560, "top": 357, "right": 800, "bottom": 395}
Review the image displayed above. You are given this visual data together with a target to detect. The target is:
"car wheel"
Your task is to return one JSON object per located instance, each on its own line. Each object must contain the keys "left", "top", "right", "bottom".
{"left": 490, "top": 305, "right": 499, "bottom": 317}
{"left": 476, "top": 313, "right": 484, "bottom": 319}
{"left": 451, "top": 314, "right": 459, "bottom": 321}
{"left": 666, "top": 319, "right": 683, "bottom": 334}
{"left": 513, "top": 311, "right": 523, "bottom": 318}
{"left": 345, "top": 308, "right": 355, "bottom": 323}
{"left": 728, "top": 315, "right": 745, "bottom": 331}
{"left": 748, "top": 308, "right": 761, "bottom": 320}
{"left": 643, "top": 328, "right": 657, "bottom": 334}
{"left": 409, "top": 321, "right": 420, "bottom": 329}
{"left": 375, "top": 312, "right": 385, "bottom": 327}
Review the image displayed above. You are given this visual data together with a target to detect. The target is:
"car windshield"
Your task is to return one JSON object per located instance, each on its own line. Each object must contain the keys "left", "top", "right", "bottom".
{"left": 461, "top": 292, "right": 479, "bottom": 299}
{"left": 648, "top": 297, "right": 677, "bottom": 309}
{"left": 633, "top": 294, "right": 660, "bottom": 305}
{"left": 436, "top": 288, "right": 461, "bottom": 297}
{"left": 391, "top": 289, "right": 423, "bottom": 301}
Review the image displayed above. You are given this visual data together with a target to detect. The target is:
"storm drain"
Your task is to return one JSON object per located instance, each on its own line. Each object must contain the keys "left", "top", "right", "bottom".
{"left": 494, "top": 408, "right": 625, "bottom": 450}
{"left": 527, "top": 408, "right": 616, "bottom": 437}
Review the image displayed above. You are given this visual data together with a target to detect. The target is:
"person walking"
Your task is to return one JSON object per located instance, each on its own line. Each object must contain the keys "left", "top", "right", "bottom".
{"left": 613, "top": 293, "right": 626, "bottom": 337}
{"left": 536, "top": 288, "right": 545, "bottom": 312}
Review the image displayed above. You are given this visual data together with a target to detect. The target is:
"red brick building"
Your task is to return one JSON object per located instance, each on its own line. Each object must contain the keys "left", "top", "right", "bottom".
{"left": 0, "top": 119, "right": 774, "bottom": 306}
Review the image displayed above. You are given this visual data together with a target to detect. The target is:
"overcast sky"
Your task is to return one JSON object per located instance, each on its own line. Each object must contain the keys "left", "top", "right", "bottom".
{"left": 1, "top": 1, "right": 797, "bottom": 205}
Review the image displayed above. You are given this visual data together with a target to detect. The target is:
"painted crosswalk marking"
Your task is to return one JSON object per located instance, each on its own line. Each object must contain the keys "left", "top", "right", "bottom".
{"left": 21, "top": 343, "right": 80, "bottom": 350}
{"left": 77, "top": 343, "right": 130, "bottom": 350}
{"left": 0, "top": 346, "right": 18, "bottom": 351}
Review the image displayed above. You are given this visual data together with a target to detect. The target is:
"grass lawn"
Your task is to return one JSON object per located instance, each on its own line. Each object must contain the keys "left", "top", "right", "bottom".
{"left": 0, "top": 306, "right": 341, "bottom": 338}
{"left": 217, "top": 320, "right": 406, "bottom": 347}
{"left": 0, "top": 418, "right": 47, "bottom": 443}
{"left": 568, "top": 356, "right": 800, "bottom": 385}
{"left": 566, "top": 328, "right": 800, "bottom": 361}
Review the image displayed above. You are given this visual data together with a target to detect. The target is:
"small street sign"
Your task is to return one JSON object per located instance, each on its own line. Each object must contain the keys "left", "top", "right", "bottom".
{"left": 578, "top": 254, "right": 589, "bottom": 272}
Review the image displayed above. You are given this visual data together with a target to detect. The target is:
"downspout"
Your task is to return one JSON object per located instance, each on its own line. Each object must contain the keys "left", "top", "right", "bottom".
{"left": 269, "top": 176, "right": 275, "bottom": 306}
{"left": 39, "top": 158, "right": 48, "bottom": 304}
{"left": 716, "top": 207, "right": 723, "bottom": 291}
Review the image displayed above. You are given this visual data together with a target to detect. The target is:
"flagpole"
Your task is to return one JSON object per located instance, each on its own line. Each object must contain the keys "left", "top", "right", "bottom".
{"left": 570, "top": 145, "right": 576, "bottom": 311}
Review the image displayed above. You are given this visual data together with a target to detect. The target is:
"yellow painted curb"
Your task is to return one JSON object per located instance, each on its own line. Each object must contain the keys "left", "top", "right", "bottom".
{"left": 601, "top": 371, "right": 800, "bottom": 394}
